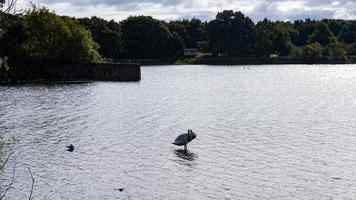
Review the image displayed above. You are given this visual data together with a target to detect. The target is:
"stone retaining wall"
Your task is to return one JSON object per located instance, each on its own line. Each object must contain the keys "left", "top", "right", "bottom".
{"left": 0, "top": 60, "right": 141, "bottom": 82}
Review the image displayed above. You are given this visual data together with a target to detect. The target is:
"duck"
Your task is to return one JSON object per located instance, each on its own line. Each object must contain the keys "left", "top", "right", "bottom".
{"left": 66, "top": 144, "right": 74, "bottom": 152}
{"left": 172, "top": 129, "right": 197, "bottom": 151}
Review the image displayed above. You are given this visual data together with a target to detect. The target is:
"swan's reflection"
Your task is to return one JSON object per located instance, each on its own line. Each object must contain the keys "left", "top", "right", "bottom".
{"left": 173, "top": 149, "right": 198, "bottom": 168}
{"left": 174, "top": 149, "right": 198, "bottom": 161}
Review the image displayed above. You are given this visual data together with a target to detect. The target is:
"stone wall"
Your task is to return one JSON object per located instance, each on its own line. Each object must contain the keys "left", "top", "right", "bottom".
{"left": 0, "top": 60, "right": 141, "bottom": 82}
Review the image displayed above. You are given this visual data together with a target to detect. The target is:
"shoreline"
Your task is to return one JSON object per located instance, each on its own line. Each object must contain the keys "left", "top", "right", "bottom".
{"left": 142, "top": 63, "right": 356, "bottom": 66}
{"left": 1, "top": 59, "right": 355, "bottom": 84}
{"left": 0, "top": 80, "right": 94, "bottom": 85}
{"left": 134, "top": 56, "right": 356, "bottom": 66}
{"left": 0, "top": 60, "right": 141, "bottom": 83}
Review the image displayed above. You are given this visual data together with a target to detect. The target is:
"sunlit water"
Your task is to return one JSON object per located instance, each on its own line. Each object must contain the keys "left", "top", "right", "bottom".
{"left": 1, "top": 65, "right": 356, "bottom": 199}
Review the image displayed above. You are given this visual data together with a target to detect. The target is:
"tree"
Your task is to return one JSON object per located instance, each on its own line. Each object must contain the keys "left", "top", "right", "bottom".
{"left": 348, "top": 43, "right": 356, "bottom": 55}
{"left": 324, "top": 19, "right": 343, "bottom": 37}
{"left": 0, "top": 13, "right": 26, "bottom": 58}
{"left": 255, "top": 19, "right": 274, "bottom": 57}
{"left": 120, "top": 16, "right": 183, "bottom": 59}
{"left": 22, "top": 8, "right": 102, "bottom": 62}
{"left": 168, "top": 18, "right": 206, "bottom": 49}
{"left": 184, "top": 18, "right": 205, "bottom": 48}
{"left": 2, "top": 7, "right": 356, "bottom": 65}
{"left": 338, "top": 23, "right": 356, "bottom": 44}
{"left": 78, "top": 17, "right": 121, "bottom": 59}
{"left": 293, "top": 19, "right": 316, "bottom": 46}
{"left": 308, "top": 21, "right": 336, "bottom": 46}
{"left": 0, "top": 11, "right": 26, "bottom": 74}
{"left": 272, "top": 22, "right": 298, "bottom": 56}
{"left": 325, "top": 42, "right": 349, "bottom": 63}
{"left": 302, "top": 42, "right": 324, "bottom": 61}
{"left": 1, "top": 0, "right": 22, "bottom": 14}
{"left": 208, "top": 10, "right": 256, "bottom": 57}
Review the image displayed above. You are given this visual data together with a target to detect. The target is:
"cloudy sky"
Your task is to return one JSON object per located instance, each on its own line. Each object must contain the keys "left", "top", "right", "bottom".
{"left": 16, "top": 0, "right": 356, "bottom": 22}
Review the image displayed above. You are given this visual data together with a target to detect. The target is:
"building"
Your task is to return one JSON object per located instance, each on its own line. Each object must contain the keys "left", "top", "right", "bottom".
{"left": 183, "top": 48, "right": 198, "bottom": 57}
{"left": 270, "top": 53, "right": 279, "bottom": 58}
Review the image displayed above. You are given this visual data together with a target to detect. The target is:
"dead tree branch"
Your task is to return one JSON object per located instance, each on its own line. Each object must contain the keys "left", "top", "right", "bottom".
{"left": 28, "top": 167, "right": 34, "bottom": 200}
{"left": 0, "top": 162, "right": 16, "bottom": 200}
{"left": 2, "top": 0, "right": 24, "bottom": 14}
{"left": 0, "top": 150, "right": 13, "bottom": 171}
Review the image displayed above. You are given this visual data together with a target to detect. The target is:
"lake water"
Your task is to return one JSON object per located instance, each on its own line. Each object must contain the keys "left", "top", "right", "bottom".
{"left": 1, "top": 65, "right": 356, "bottom": 199}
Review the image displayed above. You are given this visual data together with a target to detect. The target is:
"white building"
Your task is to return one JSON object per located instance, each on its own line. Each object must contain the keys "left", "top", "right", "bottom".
{"left": 183, "top": 48, "right": 198, "bottom": 57}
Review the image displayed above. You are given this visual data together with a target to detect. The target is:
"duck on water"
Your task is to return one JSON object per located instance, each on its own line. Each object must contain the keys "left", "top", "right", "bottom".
{"left": 172, "top": 129, "right": 197, "bottom": 151}
{"left": 66, "top": 144, "right": 74, "bottom": 152}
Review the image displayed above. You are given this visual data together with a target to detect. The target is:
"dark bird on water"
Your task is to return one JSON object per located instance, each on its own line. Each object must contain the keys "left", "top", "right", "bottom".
{"left": 173, "top": 129, "right": 197, "bottom": 151}
{"left": 114, "top": 188, "right": 125, "bottom": 192}
{"left": 66, "top": 144, "right": 74, "bottom": 152}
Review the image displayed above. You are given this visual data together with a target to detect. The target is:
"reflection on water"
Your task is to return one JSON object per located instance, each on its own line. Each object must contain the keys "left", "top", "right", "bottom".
{"left": 2, "top": 65, "right": 356, "bottom": 199}
{"left": 174, "top": 149, "right": 198, "bottom": 161}
{"left": 173, "top": 149, "right": 198, "bottom": 168}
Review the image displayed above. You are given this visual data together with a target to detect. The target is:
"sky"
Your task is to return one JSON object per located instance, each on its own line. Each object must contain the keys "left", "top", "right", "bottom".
{"left": 16, "top": 0, "right": 356, "bottom": 22}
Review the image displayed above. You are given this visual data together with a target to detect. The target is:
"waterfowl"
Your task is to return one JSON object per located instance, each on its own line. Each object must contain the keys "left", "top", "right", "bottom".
{"left": 66, "top": 144, "right": 74, "bottom": 152}
{"left": 173, "top": 129, "right": 197, "bottom": 151}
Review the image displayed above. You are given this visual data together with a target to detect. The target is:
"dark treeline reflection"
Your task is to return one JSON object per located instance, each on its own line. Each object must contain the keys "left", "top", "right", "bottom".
{"left": 1, "top": 5, "right": 356, "bottom": 69}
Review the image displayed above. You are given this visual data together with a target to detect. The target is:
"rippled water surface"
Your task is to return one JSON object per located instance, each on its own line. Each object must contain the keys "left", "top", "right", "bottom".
{"left": 1, "top": 65, "right": 356, "bottom": 199}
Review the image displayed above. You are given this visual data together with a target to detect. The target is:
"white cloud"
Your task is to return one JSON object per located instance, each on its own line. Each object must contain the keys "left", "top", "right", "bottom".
{"left": 333, "top": 8, "right": 356, "bottom": 20}
{"left": 275, "top": 1, "right": 305, "bottom": 13}
{"left": 15, "top": 0, "right": 356, "bottom": 21}
{"left": 331, "top": 1, "right": 340, "bottom": 6}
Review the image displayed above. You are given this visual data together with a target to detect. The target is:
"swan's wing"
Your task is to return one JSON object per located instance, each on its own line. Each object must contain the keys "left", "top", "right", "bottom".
{"left": 173, "top": 134, "right": 188, "bottom": 145}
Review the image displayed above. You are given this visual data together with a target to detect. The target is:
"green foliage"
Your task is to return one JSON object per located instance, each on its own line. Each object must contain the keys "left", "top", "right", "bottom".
{"left": 197, "top": 41, "right": 209, "bottom": 52}
{"left": 0, "top": 12, "right": 5, "bottom": 52}
{"left": 185, "top": 19, "right": 206, "bottom": 48}
{"left": 22, "top": 8, "right": 103, "bottom": 63}
{"left": 255, "top": 19, "right": 274, "bottom": 57}
{"left": 1, "top": 7, "right": 356, "bottom": 67}
{"left": 0, "top": 13, "right": 28, "bottom": 60}
{"left": 322, "top": 19, "right": 356, "bottom": 44}
{"left": 348, "top": 43, "right": 356, "bottom": 55}
{"left": 338, "top": 23, "right": 356, "bottom": 44}
{"left": 293, "top": 19, "right": 316, "bottom": 46}
{"left": 120, "top": 16, "right": 182, "bottom": 59}
{"left": 0, "top": 12, "right": 26, "bottom": 79}
{"left": 208, "top": 10, "right": 256, "bottom": 57}
{"left": 168, "top": 18, "right": 206, "bottom": 49}
{"left": 78, "top": 17, "right": 121, "bottom": 59}
{"left": 325, "top": 42, "right": 349, "bottom": 63}
{"left": 0, "top": 56, "right": 9, "bottom": 71}
{"left": 302, "top": 42, "right": 324, "bottom": 61}
{"left": 272, "top": 22, "right": 297, "bottom": 56}
{"left": 308, "top": 22, "right": 336, "bottom": 46}
{"left": 291, "top": 46, "right": 303, "bottom": 60}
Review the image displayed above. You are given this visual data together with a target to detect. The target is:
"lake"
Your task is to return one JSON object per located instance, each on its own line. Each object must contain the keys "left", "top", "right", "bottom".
{"left": 1, "top": 65, "right": 356, "bottom": 199}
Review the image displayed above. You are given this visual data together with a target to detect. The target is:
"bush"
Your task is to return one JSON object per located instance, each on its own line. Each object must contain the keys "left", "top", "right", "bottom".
{"left": 301, "top": 42, "right": 324, "bottom": 61}
{"left": 348, "top": 43, "right": 356, "bottom": 55}
{"left": 325, "top": 42, "right": 349, "bottom": 63}
{"left": 22, "top": 7, "right": 103, "bottom": 63}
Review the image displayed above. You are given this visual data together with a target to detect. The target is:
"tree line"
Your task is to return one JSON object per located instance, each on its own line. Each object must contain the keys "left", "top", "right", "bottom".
{"left": 1, "top": 5, "right": 356, "bottom": 69}
{"left": 71, "top": 10, "right": 356, "bottom": 63}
